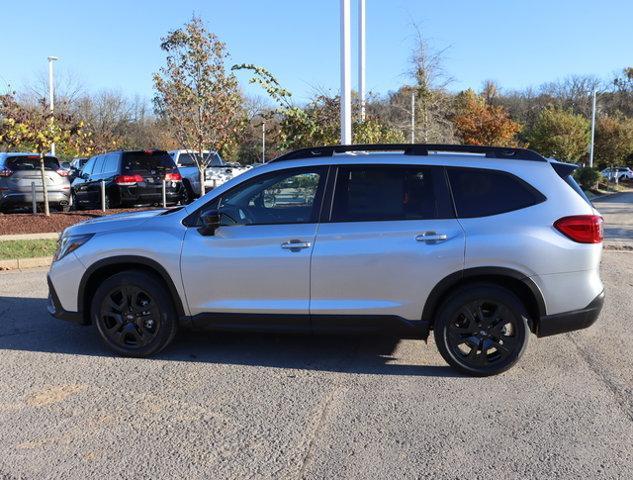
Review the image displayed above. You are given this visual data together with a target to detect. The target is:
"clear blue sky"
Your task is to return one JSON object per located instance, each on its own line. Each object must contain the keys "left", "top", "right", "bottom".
{"left": 1, "top": 0, "right": 630, "bottom": 103}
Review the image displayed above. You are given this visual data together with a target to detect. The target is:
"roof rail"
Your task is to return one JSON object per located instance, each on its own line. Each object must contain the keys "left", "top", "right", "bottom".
{"left": 271, "top": 144, "right": 547, "bottom": 162}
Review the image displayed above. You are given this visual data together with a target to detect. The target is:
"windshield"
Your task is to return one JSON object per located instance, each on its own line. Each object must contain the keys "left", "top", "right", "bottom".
{"left": 122, "top": 151, "right": 176, "bottom": 174}
{"left": 6, "top": 156, "right": 60, "bottom": 171}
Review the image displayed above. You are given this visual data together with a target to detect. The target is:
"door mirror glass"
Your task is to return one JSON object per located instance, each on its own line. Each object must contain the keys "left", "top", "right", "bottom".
{"left": 198, "top": 209, "right": 221, "bottom": 236}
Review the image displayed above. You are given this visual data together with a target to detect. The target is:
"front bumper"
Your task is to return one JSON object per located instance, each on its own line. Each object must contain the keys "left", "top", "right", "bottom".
{"left": 47, "top": 275, "right": 84, "bottom": 324}
{"left": 536, "top": 290, "right": 604, "bottom": 337}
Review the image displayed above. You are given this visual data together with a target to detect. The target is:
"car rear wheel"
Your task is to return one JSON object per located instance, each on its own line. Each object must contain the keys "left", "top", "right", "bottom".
{"left": 91, "top": 270, "right": 178, "bottom": 357}
{"left": 433, "top": 284, "right": 529, "bottom": 376}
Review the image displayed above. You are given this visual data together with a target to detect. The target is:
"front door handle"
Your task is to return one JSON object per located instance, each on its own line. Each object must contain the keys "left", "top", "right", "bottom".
{"left": 281, "top": 239, "right": 312, "bottom": 252}
{"left": 415, "top": 231, "right": 448, "bottom": 244}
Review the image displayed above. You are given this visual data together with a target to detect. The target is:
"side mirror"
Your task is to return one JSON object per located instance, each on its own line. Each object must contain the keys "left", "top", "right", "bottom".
{"left": 198, "top": 209, "right": 220, "bottom": 236}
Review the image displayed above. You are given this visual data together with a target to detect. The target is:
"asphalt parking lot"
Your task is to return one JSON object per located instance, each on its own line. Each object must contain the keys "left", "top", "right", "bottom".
{"left": 0, "top": 197, "right": 632, "bottom": 479}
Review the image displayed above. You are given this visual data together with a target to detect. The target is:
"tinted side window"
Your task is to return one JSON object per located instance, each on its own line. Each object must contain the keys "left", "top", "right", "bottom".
{"left": 331, "top": 165, "right": 450, "bottom": 222}
{"left": 91, "top": 155, "right": 105, "bottom": 177}
{"left": 104, "top": 153, "right": 119, "bottom": 174}
{"left": 447, "top": 168, "right": 545, "bottom": 218}
{"left": 82, "top": 157, "right": 96, "bottom": 177}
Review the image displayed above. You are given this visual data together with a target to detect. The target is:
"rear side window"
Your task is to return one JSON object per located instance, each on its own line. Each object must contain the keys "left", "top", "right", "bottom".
{"left": 6, "top": 156, "right": 60, "bottom": 171}
{"left": 331, "top": 165, "right": 452, "bottom": 222}
{"left": 447, "top": 167, "right": 545, "bottom": 218}
{"left": 122, "top": 151, "right": 176, "bottom": 174}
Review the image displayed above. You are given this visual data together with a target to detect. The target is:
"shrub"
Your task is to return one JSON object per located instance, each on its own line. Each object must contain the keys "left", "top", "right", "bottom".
{"left": 574, "top": 166, "right": 600, "bottom": 190}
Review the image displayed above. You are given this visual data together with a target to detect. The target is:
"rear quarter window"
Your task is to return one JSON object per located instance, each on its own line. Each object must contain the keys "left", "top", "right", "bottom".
{"left": 447, "top": 167, "right": 546, "bottom": 218}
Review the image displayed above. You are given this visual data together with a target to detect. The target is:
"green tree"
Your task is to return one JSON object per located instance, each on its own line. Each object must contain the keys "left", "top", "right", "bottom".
{"left": 524, "top": 107, "right": 590, "bottom": 162}
{"left": 234, "top": 65, "right": 404, "bottom": 151}
{"left": 154, "top": 16, "right": 243, "bottom": 194}
{"left": 594, "top": 115, "right": 633, "bottom": 167}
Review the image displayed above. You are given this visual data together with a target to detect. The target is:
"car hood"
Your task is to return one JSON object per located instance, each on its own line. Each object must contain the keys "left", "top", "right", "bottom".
{"left": 65, "top": 209, "right": 167, "bottom": 236}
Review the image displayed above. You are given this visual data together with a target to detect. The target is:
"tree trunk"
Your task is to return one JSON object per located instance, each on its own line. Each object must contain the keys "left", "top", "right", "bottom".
{"left": 39, "top": 152, "right": 50, "bottom": 217}
{"left": 199, "top": 166, "right": 206, "bottom": 196}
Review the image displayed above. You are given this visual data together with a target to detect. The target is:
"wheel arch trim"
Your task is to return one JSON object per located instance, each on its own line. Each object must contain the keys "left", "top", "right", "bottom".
{"left": 422, "top": 267, "right": 547, "bottom": 324}
{"left": 78, "top": 255, "right": 187, "bottom": 324}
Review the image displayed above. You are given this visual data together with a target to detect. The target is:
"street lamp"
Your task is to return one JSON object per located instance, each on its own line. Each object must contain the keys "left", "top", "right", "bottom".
{"left": 47, "top": 56, "right": 59, "bottom": 156}
{"left": 340, "top": 0, "right": 351, "bottom": 144}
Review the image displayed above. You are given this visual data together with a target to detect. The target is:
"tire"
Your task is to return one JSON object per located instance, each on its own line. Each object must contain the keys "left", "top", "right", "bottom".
{"left": 433, "top": 283, "right": 529, "bottom": 376}
{"left": 91, "top": 270, "right": 178, "bottom": 357}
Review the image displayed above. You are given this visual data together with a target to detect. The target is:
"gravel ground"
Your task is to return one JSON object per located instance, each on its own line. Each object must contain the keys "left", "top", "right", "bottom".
{"left": 0, "top": 208, "right": 159, "bottom": 235}
{"left": 0, "top": 251, "right": 631, "bottom": 479}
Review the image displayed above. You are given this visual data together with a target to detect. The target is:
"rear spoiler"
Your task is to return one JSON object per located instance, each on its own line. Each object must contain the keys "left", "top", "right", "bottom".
{"left": 549, "top": 160, "right": 578, "bottom": 178}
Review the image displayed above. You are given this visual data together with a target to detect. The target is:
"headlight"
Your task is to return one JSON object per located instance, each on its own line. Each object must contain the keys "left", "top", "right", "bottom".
{"left": 53, "top": 233, "right": 94, "bottom": 262}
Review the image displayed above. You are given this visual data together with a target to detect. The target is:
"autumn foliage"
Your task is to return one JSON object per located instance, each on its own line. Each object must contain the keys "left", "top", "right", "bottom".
{"left": 452, "top": 89, "right": 521, "bottom": 146}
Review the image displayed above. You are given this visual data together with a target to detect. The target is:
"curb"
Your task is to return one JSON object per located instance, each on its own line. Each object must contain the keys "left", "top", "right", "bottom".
{"left": 0, "top": 232, "right": 60, "bottom": 242}
{"left": 0, "top": 256, "right": 53, "bottom": 271}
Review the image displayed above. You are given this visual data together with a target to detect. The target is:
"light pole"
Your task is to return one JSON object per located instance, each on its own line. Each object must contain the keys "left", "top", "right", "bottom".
{"left": 589, "top": 89, "right": 597, "bottom": 168}
{"left": 47, "top": 56, "right": 58, "bottom": 156}
{"left": 340, "top": 0, "right": 352, "bottom": 144}
{"left": 410, "top": 92, "right": 415, "bottom": 144}
{"left": 262, "top": 121, "right": 266, "bottom": 163}
{"left": 358, "top": 0, "right": 366, "bottom": 122}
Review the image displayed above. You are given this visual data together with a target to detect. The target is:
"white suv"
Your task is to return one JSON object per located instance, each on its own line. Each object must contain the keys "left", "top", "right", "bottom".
{"left": 47, "top": 144, "right": 604, "bottom": 376}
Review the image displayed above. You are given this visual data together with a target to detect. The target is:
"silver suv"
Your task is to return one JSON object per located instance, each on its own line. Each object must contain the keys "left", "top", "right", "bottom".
{"left": 47, "top": 144, "right": 604, "bottom": 376}
{"left": 0, "top": 152, "right": 71, "bottom": 212}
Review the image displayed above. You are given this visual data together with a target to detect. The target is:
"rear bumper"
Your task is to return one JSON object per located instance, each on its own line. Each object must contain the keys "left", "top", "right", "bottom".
{"left": 47, "top": 274, "right": 84, "bottom": 324}
{"left": 536, "top": 290, "right": 604, "bottom": 337}
{"left": 0, "top": 190, "right": 70, "bottom": 206}
{"left": 118, "top": 184, "right": 186, "bottom": 205}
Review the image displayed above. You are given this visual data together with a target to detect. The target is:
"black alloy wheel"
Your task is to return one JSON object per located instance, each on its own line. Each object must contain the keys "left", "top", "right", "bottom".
{"left": 434, "top": 284, "right": 529, "bottom": 376}
{"left": 92, "top": 270, "right": 178, "bottom": 357}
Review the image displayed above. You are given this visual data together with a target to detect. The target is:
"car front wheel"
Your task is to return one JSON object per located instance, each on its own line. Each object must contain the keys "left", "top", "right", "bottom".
{"left": 433, "top": 283, "right": 529, "bottom": 376}
{"left": 91, "top": 270, "right": 178, "bottom": 357}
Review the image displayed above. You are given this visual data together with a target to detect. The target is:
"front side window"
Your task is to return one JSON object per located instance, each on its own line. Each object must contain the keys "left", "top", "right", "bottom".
{"left": 210, "top": 167, "right": 326, "bottom": 226}
{"left": 447, "top": 167, "right": 545, "bottom": 218}
{"left": 331, "top": 165, "right": 449, "bottom": 222}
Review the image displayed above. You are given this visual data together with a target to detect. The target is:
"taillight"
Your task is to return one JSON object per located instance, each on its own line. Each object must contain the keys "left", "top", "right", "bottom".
{"left": 56, "top": 169, "right": 69, "bottom": 176}
{"left": 0, "top": 168, "right": 13, "bottom": 177}
{"left": 554, "top": 215, "right": 603, "bottom": 244}
{"left": 115, "top": 174, "right": 144, "bottom": 186}
{"left": 165, "top": 172, "right": 182, "bottom": 182}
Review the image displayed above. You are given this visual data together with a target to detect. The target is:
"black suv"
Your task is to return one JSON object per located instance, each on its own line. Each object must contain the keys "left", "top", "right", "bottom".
{"left": 71, "top": 150, "right": 186, "bottom": 209}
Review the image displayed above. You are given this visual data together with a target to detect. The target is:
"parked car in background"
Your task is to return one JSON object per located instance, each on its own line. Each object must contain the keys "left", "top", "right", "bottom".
{"left": 601, "top": 166, "right": 633, "bottom": 181}
{"left": 0, "top": 152, "right": 71, "bottom": 212}
{"left": 68, "top": 157, "right": 88, "bottom": 181}
{"left": 48, "top": 144, "right": 604, "bottom": 376}
{"left": 71, "top": 150, "right": 186, "bottom": 209}
{"left": 169, "top": 149, "right": 251, "bottom": 199}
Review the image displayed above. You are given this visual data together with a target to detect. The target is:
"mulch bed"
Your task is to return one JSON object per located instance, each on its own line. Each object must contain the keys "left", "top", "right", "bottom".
{"left": 0, "top": 208, "right": 157, "bottom": 235}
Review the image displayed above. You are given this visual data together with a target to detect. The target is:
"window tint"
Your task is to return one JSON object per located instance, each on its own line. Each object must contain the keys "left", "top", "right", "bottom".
{"left": 92, "top": 155, "right": 105, "bottom": 177}
{"left": 81, "top": 157, "right": 96, "bottom": 176}
{"left": 331, "top": 165, "right": 448, "bottom": 222}
{"left": 6, "top": 156, "right": 59, "bottom": 171}
{"left": 447, "top": 168, "right": 545, "bottom": 218}
{"left": 103, "top": 153, "right": 119, "bottom": 174}
{"left": 211, "top": 167, "right": 326, "bottom": 226}
{"left": 122, "top": 151, "right": 176, "bottom": 174}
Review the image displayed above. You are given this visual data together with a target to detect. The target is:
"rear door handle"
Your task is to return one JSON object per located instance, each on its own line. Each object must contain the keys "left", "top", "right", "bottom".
{"left": 281, "top": 239, "right": 312, "bottom": 251}
{"left": 415, "top": 231, "right": 448, "bottom": 244}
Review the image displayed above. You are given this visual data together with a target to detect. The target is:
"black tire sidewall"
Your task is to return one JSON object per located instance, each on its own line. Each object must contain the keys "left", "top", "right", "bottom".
{"left": 91, "top": 270, "right": 178, "bottom": 357}
{"left": 434, "top": 284, "right": 529, "bottom": 376}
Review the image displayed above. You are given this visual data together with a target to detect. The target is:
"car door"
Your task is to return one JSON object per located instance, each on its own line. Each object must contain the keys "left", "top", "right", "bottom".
{"left": 309, "top": 164, "right": 465, "bottom": 324}
{"left": 72, "top": 156, "right": 95, "bottom": 206}
{"left": 84, "top": 155, "right": 105, "bottom": 206}
{"left": 181, "top": 166, "right": 329, "bottom": 328}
